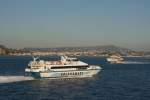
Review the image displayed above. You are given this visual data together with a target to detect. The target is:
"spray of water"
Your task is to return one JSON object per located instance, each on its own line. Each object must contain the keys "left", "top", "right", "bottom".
{"left": 122, "top": 61, "right": 150, "bottom": 64}
{"left": 0, "top": 76, "right": 34, "bottom": 84}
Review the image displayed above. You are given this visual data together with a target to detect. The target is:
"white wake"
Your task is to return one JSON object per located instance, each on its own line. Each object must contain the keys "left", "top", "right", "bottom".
{"left": 122, "top": 61, "right": 150, "bottom": 64}
{"left": 0, "top": 76, "right": 34, "bottom": 84}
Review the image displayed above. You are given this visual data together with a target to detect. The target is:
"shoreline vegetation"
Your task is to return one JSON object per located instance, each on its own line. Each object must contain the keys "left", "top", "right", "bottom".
{"left": 0, "top": 44, "right": 150, "bottom": 57}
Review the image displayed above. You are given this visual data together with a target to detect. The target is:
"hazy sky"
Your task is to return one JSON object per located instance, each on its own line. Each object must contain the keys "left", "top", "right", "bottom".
{"left": 0, "top": 0, "right": 150, "bottom": 51}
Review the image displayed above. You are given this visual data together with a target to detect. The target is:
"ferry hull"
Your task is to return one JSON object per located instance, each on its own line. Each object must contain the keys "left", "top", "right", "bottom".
{"left": 26, "top": 69, "right": 101, "bottom": 79}
{"left": 107, "top": 58, "right": 123, "bottom": 64}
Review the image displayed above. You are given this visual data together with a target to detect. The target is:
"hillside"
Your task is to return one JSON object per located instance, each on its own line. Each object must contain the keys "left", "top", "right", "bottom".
{"left": 0, "top": 45, "right": 8, "bottom": 55}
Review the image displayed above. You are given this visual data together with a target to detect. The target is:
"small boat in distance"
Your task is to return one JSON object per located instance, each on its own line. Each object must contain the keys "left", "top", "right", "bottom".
{"left": 25, "top": 56, "right": 101, "bottom": 79}
{"left": 107, "top": 53, "right": 124, "bottom": 64}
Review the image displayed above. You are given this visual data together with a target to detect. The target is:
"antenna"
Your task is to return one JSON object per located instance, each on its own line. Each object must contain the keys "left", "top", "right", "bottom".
{"left": 32, "top": 56, "right": 40, "bottom": 61}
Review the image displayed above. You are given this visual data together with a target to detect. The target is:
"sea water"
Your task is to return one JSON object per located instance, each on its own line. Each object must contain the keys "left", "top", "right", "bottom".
{"left": 0, "top": 56, "right": 150, "bottom": 100}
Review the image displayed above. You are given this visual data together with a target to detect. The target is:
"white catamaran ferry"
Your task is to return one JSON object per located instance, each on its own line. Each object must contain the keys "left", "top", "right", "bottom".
{"left": 25, "top": 56, "right": 101, "bottom": 79}
{"left": 107, "top": 54, "right": 124, "bottom": 64}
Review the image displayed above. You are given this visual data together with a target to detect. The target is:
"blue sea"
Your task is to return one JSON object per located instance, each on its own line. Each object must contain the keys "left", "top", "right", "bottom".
{"left": 0, "top": 56, "right": 150, "bottom": 100}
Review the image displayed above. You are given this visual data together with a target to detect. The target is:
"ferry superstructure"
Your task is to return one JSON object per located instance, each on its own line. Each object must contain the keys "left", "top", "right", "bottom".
{"left": 25, "top": 56, "right": 101, "bottom": 79}
{"left": 107, "top": 54, "right": 124, "bottom": 64}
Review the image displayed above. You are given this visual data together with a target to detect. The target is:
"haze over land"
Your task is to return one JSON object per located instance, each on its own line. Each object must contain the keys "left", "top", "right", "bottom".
{"left": 0, "top": 0, "right": 150, "bottom": 51}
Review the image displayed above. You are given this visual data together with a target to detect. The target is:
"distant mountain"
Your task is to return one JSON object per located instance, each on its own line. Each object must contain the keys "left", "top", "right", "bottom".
{"left": 0, "top": 45, "right": 8, "bottom": 55}
{"left": 0, "top": 45, "right": 6, "bottom": 49}
{"left": 1, "top": 44, "right": 147, "bottom": 56}
{"left": 93, "top": 45, "right": 132, "bottom": 54}
{"left": 23, "top": 45, "right": 132, "bottom": 54}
